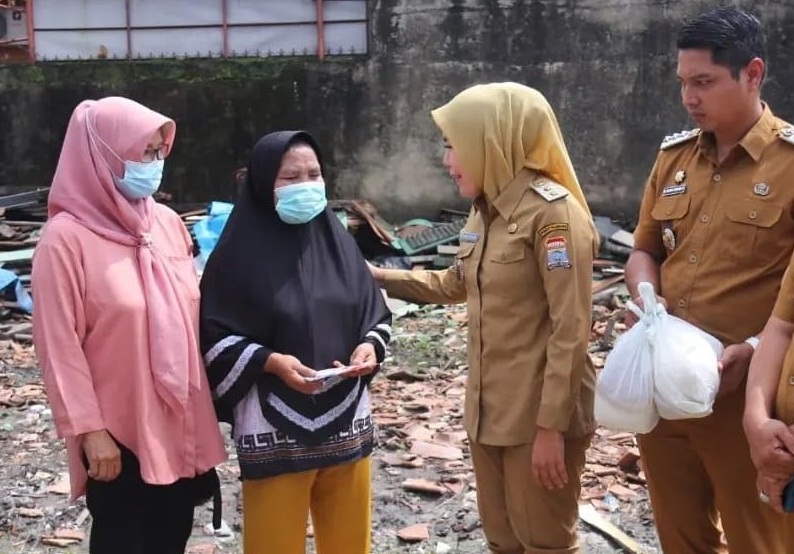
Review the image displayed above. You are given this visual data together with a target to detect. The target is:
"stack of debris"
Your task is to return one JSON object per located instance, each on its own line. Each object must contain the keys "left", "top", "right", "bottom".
{"left": 329, "top": 200, "right": 468, "bottom": 270}
{"left": 0, "top": 188, "right": 51, "bottom": 340}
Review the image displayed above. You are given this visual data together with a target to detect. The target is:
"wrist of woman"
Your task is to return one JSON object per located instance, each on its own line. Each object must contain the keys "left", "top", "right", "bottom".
{"left": 264, "top": 352, "right": 285, "bottom": 375}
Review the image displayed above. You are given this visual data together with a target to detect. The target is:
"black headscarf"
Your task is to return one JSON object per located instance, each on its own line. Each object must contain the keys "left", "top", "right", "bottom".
{"left": 199, "top": 131, "right": 390, "bottom": 445}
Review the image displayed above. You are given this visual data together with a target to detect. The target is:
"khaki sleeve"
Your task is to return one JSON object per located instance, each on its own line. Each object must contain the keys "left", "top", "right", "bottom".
{"left": 632, "top": 158, "right": 666, "bottom": 261}
{"left": 773, "top": 251, "right": 794, "bottom": 323}
{"left": 533, "top": 197, "right": 595, "bottom": 431}
{"left": 381, "top": 265, "right": 466, "bottom": 305}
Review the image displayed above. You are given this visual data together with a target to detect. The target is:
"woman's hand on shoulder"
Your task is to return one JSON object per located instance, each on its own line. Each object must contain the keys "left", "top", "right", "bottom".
{"left": 264, "top": 353, "right": 321, "bottom": 394}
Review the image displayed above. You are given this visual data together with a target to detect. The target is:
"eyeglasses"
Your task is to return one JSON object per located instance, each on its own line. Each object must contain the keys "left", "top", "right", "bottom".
{"left": 141, "top": 145, "right": 168, "bottom": 163}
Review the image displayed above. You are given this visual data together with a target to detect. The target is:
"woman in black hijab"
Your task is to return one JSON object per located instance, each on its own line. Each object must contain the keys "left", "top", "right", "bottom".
{"left": 200, "top": 131, "right": 391, "bottom": 554}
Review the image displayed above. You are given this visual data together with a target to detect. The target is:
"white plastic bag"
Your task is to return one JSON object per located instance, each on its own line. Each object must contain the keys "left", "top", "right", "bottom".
{"left": 595, "top": 282, "right": 723, "bottom": 431}
{"left": 651, "top": 315, "right": 722, "bottom": 420}
{"left": 594, "top": 284, "right": 659, "bottom": 433}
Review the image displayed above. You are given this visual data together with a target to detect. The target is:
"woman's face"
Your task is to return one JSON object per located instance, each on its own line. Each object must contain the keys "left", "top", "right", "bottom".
{"left": 140, "top": 127, "right": 168, "bottom": 163}
{"left": 442, "top": 139, "right": 479, "bottom": 199}
{"left": 274, "top": 144, "right": 323, "bottom": 192}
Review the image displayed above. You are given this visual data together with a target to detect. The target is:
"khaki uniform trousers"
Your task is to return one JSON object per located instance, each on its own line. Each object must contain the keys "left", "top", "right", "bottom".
{"left": 638, "top": 389, "right": 787, "bottom": 554}
{"left": 470, "top": 436, "right": 590, "bottom": 554}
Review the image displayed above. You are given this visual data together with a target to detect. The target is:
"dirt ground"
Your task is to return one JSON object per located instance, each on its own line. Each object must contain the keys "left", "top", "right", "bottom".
{"left": 0, "top": 302, "right": 661, "bottom": 554}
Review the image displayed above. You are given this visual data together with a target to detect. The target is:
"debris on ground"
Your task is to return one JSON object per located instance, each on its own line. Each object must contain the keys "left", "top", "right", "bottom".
{"left": 0, "top": 192, "right": 659, "bottom": 552}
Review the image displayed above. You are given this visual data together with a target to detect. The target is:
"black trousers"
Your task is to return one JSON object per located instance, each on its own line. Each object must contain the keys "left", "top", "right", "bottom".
{"left": 85, "top": 443, "right": 196, "bottom": 554}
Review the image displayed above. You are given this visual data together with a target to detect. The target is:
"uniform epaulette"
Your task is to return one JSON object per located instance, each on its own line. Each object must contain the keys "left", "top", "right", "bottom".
{"left": 779, "top": 126, "right": 794, "bottom": 146}
{"left": 529, "top": 180, "right": 569, "bottom": 202}
{"left": 660, "top": 129, "right": 700, "bottom": 150}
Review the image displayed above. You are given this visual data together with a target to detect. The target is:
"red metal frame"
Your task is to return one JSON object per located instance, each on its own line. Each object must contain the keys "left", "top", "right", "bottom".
{"left": 0, "top": 0, "right": 34, "bottom": 61}
{"left": 3, "top": 0, "right": 363, "bottom": 63}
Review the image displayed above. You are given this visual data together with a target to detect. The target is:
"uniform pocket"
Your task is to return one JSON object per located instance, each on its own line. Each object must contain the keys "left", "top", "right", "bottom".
{"left": 724, "top": 201, "right": 784, "bottom": 266}
{"left": 490, "top": 244, "right": 525, "bottom": 264}
{"left": 650, "top": 195, "right": 691, "bottom": 253}
{"left": 651, "top": 195, "right": 691, "bottom": 221}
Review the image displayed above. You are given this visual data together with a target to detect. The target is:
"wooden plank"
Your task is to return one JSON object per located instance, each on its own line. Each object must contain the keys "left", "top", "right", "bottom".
{"left": 592, "top": 274, "right": 625, "bottom": 294}
{"left": 0, "top": 248, "right": 35, "bottom": 263}
{"left": 578, "top": 503, "right": 645, "bottom": 554}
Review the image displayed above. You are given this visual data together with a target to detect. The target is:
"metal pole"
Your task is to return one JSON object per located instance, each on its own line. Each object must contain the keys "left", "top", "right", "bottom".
{"left": 125, "top": 0, "right": 131, "bottom": 59}
{"left": 221, "top": 0, "right": 228, "bottom": 57}
{"left": 315, "top": 0, "right": 324, "bottom": 60}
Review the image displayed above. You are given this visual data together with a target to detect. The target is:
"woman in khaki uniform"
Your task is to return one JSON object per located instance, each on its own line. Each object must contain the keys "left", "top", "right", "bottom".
{"left": 745, "top": 254, "right": 794, "bottom": 530}
{"left": 370, "top": 82, "right": 598, "bottom": 554}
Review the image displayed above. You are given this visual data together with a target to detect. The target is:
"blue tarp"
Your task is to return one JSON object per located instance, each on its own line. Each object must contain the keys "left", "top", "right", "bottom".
{"left": 0, "top": 268, "right": 33, "bottom": 314}
{"left": 193, "top": 201, "right": 234, "bottom": 268}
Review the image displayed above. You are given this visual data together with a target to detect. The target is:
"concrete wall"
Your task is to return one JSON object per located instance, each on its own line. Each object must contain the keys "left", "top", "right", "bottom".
{"left": 2, "top": 0, "right": 794, "bottom": 221}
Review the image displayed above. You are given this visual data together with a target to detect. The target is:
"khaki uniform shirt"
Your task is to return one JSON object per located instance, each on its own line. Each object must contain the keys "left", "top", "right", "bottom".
{"left": 633, "top": 107, "right": 794, "bottom": 345}
{"left": 771, "top": 263, "right": 794, "bottom": 425}
{"left": 382, "top": 169, "right": 596, "bottom": 445}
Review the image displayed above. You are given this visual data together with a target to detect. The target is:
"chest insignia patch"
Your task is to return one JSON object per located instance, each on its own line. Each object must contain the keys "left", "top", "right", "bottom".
{"left": 753, "top": 182, "right": 770, "bottom": 196}
{"left": 662, "top": 226, "right": 676, "bottom": 251}
{"left": 545, "top": 236, "right": 572, "bottom": 271}
{"left": 662, "top": 184, "right": 687, "bottom": 197}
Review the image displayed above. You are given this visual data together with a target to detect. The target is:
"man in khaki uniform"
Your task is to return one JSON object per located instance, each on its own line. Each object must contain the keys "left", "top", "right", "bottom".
{"left": 627, "top": 8, "right": 792, "bottom": 552}
{"left": 372, "top": 83, "right": 597, "bottom": 553}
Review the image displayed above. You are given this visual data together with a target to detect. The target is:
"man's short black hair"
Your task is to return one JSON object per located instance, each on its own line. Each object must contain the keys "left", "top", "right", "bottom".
{"left": 677, "top": 8, "right": 766, "bottom": 80}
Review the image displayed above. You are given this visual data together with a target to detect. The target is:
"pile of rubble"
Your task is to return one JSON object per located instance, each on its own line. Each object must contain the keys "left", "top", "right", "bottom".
{"left": 0, "top": 189, "right": 660, "bottom": 553}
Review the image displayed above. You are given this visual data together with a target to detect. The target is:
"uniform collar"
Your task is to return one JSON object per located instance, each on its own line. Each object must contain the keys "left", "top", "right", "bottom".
{"left": 491, "top": 168, "right": 536, "bottom": 221}
{"left": 697, "top": 103, "right": 777, "bottom": 163}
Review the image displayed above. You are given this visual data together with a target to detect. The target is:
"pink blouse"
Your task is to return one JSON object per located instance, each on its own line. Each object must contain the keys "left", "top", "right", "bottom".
{"left": 32, "top": 204, "right": 227, "bottom": 498}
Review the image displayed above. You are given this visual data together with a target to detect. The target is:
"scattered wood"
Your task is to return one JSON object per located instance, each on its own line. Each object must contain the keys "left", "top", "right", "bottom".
{"left": 579, "top": 503, "right": 646, "bottom": 553}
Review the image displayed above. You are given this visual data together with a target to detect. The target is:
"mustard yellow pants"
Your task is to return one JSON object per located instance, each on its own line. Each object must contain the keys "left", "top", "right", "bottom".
{"left": 242, "top": 457, "right": 371, "bottom": 554}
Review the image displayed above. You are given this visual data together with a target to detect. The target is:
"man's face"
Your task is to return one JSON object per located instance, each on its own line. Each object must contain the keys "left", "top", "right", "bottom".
{"left": 677, "top": 48, "right": 758, "bottom": 134}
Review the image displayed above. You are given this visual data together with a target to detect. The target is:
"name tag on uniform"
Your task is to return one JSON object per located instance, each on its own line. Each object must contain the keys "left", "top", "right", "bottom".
{"left": 661, "top": 184, "right": 687, "bottom": 197}
{"left": 459, "top": 231, "right": 480, "bottom": 243}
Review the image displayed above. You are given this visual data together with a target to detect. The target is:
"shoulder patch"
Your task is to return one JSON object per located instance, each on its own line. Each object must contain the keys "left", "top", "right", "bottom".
{"left": 538, "top": 222, "right": 569, "bottom": 237}
{"left": 529, "top": 181, "right": 569, "bottom": 203}
{"left": 779, "top": 127, "right": 794, "bottom": 146}
{"left": 660, "top": 129, "right": 700, "bottom": 150}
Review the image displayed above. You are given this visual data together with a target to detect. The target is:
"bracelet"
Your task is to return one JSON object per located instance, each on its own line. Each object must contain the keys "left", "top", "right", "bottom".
{"left": 744, "top": 336, "right": 760, "bottom": 350}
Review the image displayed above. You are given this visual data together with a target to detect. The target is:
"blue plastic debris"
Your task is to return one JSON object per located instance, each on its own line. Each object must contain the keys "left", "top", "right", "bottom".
{"left": 0, "top": 268, "right": 33, "bottom": 314}
{"left": 192, "top": 202, "right": 234, "bottom": 268}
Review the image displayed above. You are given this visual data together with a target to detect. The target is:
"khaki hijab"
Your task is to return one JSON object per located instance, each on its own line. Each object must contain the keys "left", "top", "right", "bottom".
{"left": 431, "top": 82, "right": 591, "bottom": 217}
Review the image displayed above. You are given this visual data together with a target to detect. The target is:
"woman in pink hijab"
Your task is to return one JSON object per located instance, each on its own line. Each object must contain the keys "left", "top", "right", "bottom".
{"left": 31, "top": 97, "right": 227, "bottom": 554}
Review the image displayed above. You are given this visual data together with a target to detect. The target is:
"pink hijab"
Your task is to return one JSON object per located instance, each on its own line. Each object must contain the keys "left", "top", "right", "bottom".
{"left": 48, "top": 97, "right": 200, "bottom": 411}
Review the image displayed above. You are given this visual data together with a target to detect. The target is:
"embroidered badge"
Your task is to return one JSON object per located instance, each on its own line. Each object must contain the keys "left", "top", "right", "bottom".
{"left": 661, "top": 184, "right": 687, "bottom": 197}
{"left": 459, "top": 231, "right": 481, "bottom": 243}
{"left": 545, "top": 236, "right": 572, "bottom": 270}
{"left": 662, "top": 227, "right": 676, "bottom": 251}
{"left": 538, "top": 222, "right": 570, "bottom": 237}
{"left": 753, "top": 182, "right": 770, "bottom": 196}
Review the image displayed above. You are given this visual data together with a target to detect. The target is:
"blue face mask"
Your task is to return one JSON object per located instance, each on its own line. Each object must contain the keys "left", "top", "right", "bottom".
{"left": 114, "top": 159, "right": 165, "bottom": 200}
{"left": 275, "top": 181, "right": 327, "bottom": 224}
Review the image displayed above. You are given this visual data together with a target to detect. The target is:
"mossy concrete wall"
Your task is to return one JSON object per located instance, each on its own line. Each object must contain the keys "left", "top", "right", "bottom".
{"left": 2, "top": 0, "right": 794, "bottom": 221}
